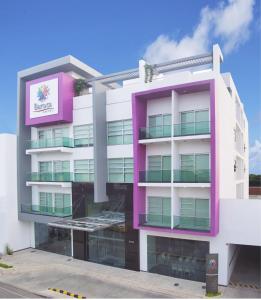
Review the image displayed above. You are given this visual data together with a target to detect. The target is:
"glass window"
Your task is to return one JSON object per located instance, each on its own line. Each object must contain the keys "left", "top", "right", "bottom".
{"left": 54, "top": 193, "right": 71, "bottom": 215}
{"left": 74, "top": 159, "right": 94, "bottom": 182}
{"left": 107, "top": 119, "right": 133, "bottom": 145}
{"left": 180, "top": 198, "right": 209, "bottom": 218}
{"left": 195, "top": 110, "right": 209, "bottom": 122}
{"left": 39, "top": 192, "right": 53, "bottom": 213}
{"left": 39, "top": 161, "right": 52, "bottom": 173}
{"left": 74, "top": 124, "right": 93, "bottom": 147}
{"left": 108, "top": 158, "right": 133, "bottom": 183}
{"left": 148, "top": 114, "right": 171, "bottom": 138}
{"left": 53, "top": 160, "right": 70, "bottom": 173}
{"left": 53, "top": 128, "right": 69, "bottom": 139}
{"left": 148, "top": 156, "right": 171, "bottom": 170}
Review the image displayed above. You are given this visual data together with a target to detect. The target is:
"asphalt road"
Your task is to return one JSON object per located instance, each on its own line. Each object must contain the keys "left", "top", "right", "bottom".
{"left": 0, "top": 282, "right": 44, "bottom": 299}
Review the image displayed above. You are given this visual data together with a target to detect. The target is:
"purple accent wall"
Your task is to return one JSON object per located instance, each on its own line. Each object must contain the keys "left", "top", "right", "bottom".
{"left": 132, "top": 79, "right": 219, "bottom": 237}
{"left": 132, "top": 94, "right": 147, "bottom": 228}
{"left": 25, "top": 72, "right": 74, "bottom": 126}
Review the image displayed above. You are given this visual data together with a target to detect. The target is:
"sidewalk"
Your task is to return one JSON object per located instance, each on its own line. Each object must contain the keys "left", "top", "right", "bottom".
{"left": 0, "top": 248, "right": 209, "bottom": 298}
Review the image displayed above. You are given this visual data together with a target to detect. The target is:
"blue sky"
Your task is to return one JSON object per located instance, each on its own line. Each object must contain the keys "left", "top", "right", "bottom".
{"left": 0, "top": 0, "right": 260, "bottom": 172}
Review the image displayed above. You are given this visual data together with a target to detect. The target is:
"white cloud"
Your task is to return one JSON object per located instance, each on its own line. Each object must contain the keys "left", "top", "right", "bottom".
{"left": 214, "top": 0, "right": 255, "bottom": 54}
{"left": 249, "top": 139, "right": 261, "bottom": 174}
{"left": 144, "top": 0, "right": 255, "bottom": 63}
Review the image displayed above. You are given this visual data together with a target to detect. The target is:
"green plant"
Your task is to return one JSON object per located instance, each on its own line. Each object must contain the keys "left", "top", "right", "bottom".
{"left": 5, "top": 244, "right": 13, "bottom": 255}
{"left": 0, "top": 262, "right": 13, "bottom": 269}
{"left": 74, "top": 79, "right": 88, "bottom": 96}
{"left": 206, "top": 291, "right": 221, "bottom": 297}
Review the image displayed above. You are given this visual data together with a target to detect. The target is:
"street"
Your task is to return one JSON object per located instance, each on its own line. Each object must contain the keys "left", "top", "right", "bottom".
{"left": 0, "top": 282, "right": 43, "bottom": 298}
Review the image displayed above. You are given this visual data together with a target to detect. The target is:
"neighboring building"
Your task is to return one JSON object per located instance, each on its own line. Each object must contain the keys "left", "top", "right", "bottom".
{"left": 17, "top": 45, "right": 256, "bottom": 285}
{"left": 249, "top": 187, "right": 261, "bottom": 199}
{"left": 0, "top": 134, "right": 33, "bottom": 254}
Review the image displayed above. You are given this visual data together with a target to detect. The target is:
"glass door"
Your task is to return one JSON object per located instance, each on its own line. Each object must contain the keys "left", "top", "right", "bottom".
{"left": 180, "top": 111, "right": 194, "bottom": 135}
{"left": 53, "top": 160, "right": 70, "bottom": 181}
{"left": 162, "top": 156, "right": 171, "bottom": 182}
{"left": 149, "top": 115, "right": 162, "bottom": 138}
{"left": 195, "top": 110, "right": 209, "bottom": 134}
{"left": 180, "top": 155, "right": 195, "bottom": 182}
{"left": 39, "top": 161, "right": 52, "bottom": 181}
{"left": 148, "top": 197, "right": 171, "bottom": 227}
{"left": 195, "top": 154, "right": 209, "bottom": 182}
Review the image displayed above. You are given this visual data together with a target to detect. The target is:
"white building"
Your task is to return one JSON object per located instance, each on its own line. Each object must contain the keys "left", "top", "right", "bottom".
{"left": 16, "top": 45, "right": 260, "bottom": 286}
{"left": 0, "top": 134, "right": 33, "bottom": 254}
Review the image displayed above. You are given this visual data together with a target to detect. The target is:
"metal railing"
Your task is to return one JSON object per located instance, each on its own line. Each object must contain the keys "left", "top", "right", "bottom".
{"left": 173, "top": 121, "right": 210, "bottom": 136}
{"left": 21, "top": 204, "right": 72, "bottom": 217}
{"left": 28, "top": 172, "right": 74, "bottom": 182}
{"left": 139, "top": 214, "right": 171, "bottom": 228}
{"left": 139, "top": 169, "right": 210, "bottom": 183}
{"left": 27, "top": 137, "right": 74, "bottom": 149}
{"left": 139, "top": 170, "right": 171, "bottom": 183}
{"left": 139, "top": 125, "right": 171, "bottom": 139}
{"left": 173, "top": 216, "right": 210, "bottom": 231}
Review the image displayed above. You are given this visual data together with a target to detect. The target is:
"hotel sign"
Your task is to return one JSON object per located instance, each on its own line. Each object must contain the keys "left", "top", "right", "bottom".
{"left": 25, "top": 72, "right": 74, "bottom": 126}
{"left": 29, "top": 78, "right": 58, "bottom": 119}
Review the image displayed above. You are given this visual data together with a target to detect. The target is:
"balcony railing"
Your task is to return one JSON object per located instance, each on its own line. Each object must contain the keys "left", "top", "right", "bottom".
{"left": 21, "top": 204, "right": 72, "bottom": 217}
{"left": 139, "top": 125, "right": 171, "bottom": 139}
{"left": 139, "top": 214, "right": 171, "bottom": 228}
{"left": 74, "top": 173, "right": 94, "bottom": 182}
{"left": 28, "top": 172, "right": 74, "bottom": 182}
{"left": 173, "top": 169, "right": 210, "bottom": 183}
{"left": 139, "top": 170, "right": 171, "bottom": 183}
{"left": 139, "top": 214, "right": 210, "bottom": 231}
{"left": 139, "top": 169, "right": 210, "bottom": 183}
{"left": 173, "top": 121, "right": 210, "bottom": 136}
{"left": 27, "top": 137, "right": 74, "bottom": 149}
{"left": 173, "top": 216, "right": 210, "bottom": 231}
{"left": 139, "top": 122, "right": 210, "bottom": 140}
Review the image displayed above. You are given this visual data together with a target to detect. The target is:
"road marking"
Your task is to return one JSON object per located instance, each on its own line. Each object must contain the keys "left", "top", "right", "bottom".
{"left": 48, "top": 288, "right": 86, "bottom": 299}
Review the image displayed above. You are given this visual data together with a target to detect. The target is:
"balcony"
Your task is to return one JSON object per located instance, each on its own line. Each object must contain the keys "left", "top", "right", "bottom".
{"left": 139, "top": 170, "right": 171, "bottom": 183}
{"left": 173, "top": 169, "right": 210, "bottom": 183}
{"left": 27, "top": 137, "right": 74, "bottom": 149}
{"left": 28, "top": 172, "right": 74, "bottom": 182}
{"left": 139, "top": 125, "right": 171, "bottom": 140}
{"left": 173, "top": 216, "right": 210, "bottom": 231}
{"left": 21, "top": 204, "right": 72, "bottom": 217}
{"left": 173, "top": 121, "right": 210, "bottom": 137}
{"left": 139, "top": 214, "right": 171, "bottom": 228}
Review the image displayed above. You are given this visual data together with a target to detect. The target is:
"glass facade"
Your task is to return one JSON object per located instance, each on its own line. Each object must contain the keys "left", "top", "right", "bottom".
{"left": 108, "top": 158, "right": 133, "bottom": 183}
{"left": 147, "top": 236, "right": 209, "bottom": 282}
{"left": 35, "top": 223, "right": 71, "bottom": 256}
{"left": 74, "top": 124, "right": 93, "bottom": 147}
{"left": 107, "top": 119, "right": 132, "bottom": 145}
{"left": 74, "top": 159, "right": 94, "bottom": 182}
{"left": 87, "top": 227, "right": 125, "bottom": 268}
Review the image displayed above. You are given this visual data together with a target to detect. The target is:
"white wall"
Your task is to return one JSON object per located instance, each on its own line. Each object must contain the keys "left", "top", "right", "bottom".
{"left": 0, "top": 134, "right": 33, "bottom": 253}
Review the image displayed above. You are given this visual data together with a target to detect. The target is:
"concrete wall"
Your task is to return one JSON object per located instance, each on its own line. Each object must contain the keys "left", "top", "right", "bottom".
{"left": 0, "top": 134, "right": 33, "bottom": 253}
